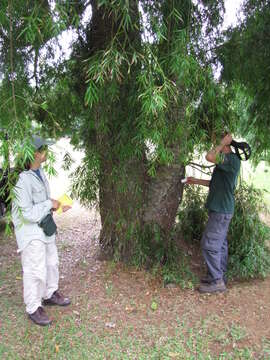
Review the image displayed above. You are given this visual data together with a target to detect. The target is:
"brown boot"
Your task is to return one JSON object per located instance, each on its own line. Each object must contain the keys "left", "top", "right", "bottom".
{"left": 29, "top": 307, "right": 52, "bottom": 326}
{"left": 43, "top": 290, "right": 71, "bottom": 306}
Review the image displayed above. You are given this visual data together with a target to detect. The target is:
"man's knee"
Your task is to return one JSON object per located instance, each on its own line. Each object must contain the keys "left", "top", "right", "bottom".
{"left": 24, "top": 263, "right": 47, "bottom": 283}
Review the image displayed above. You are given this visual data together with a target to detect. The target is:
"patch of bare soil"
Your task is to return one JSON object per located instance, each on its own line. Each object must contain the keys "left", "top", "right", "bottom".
{"left": 54, "top": 202, "right": 101, "bottom": 286}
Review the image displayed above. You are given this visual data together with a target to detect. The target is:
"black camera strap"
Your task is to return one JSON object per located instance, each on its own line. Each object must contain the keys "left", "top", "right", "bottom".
{"left": 230, "top": 140, "right": 251, "bottom": 161}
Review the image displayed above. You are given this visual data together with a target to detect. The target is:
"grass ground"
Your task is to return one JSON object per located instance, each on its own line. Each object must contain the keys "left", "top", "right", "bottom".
{"left": 1, "top": 206, "right": 270, "bottom": 360}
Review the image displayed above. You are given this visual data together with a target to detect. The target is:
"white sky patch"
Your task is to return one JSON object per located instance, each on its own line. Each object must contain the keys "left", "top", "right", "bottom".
{"left": 223, "top": 0, "right": 245, "bottom": 29}
{"left": 57, "top": 3, "right": 92, "bottom": 59}
{"left": 56, "top": 29, "right": 78, "bottom": 60}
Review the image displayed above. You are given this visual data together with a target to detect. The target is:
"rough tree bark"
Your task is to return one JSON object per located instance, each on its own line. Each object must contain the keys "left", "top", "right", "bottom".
{"left": 81, "top": 1, "right": 187, "bottom": 263}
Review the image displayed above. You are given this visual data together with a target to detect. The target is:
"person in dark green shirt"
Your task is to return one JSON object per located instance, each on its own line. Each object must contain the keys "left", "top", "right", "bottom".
{"left": 186, "top": 133, "right": 241, "bottom": 294}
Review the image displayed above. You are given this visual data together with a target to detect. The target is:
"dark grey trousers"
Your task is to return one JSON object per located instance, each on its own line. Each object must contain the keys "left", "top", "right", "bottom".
{"left": 201, "top": 211, "right": 233, "bottom": 283}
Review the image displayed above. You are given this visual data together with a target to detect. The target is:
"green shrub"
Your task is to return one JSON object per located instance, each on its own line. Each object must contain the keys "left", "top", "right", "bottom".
{"left": 177, "top": 185, "right": 208, "bottom": 243}
{"left": 228, "top": 183, "right": 270, "bottom": 279}
{"left": 177, "top": 182, "right": 270, "bottom": 279}
{"left": 131, "top": 222, "right": 197, "bottom": 287}
{"left": 161, "top": 252, "right": 198, "bottom": 289}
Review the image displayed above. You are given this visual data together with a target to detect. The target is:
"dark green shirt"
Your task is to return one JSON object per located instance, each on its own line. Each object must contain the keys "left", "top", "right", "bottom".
{"left": 206, "top": 152, "right": 241, "bottom": 214}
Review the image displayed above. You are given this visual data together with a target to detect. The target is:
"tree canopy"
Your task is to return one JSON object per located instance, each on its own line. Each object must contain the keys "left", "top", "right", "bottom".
{"left": 218, "top": 0, "right": 270, "bottom": 163}
{"left": 0, "top": 0, "right": 269, "bottom": 263}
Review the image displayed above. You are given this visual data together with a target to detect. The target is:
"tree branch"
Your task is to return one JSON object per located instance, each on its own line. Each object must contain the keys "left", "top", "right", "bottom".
{"left": 189, "top": 162, "right": 215, "bottom": 169}
{"left": 188, "top": 162, "right": 214, "bottom": 176}
{"left": 189, "top": 164, "right": 212, "bottom": 176}
{"left": 34, "top": 47, "right": 39, "bottom": 92}
{"left": 8, "top": 0, "right": 18, "bottom": 123}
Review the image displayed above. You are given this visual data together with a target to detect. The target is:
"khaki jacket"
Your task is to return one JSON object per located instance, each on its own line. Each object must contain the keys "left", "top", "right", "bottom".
{"left": 12, "top": 168, "right": 54, "bottom": 252}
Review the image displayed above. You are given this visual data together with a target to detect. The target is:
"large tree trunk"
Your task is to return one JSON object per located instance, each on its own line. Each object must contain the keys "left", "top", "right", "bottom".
{"left": 97, "top": 112, "right": 148, "bottom": 261}
{"left": 98, "top": 141, "right": 186, "bottom": 263}
{"left": 84, "top": 0, "right": 187, "bottom": 263}
{"left": 98, "top": 153, "right": 147, "bottom": 261}
{"left": 143, "top": 151, "right": 185, "bottom": 231}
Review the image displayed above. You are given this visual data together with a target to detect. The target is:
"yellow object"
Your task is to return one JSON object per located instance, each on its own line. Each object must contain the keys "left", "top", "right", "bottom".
{"left": 56, "top": 194, "right": 73, "bottom": 214}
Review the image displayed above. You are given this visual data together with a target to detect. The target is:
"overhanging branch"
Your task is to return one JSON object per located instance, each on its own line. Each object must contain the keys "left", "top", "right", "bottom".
{"left": 188, "top": 162, "right": 214, "bottom": 176}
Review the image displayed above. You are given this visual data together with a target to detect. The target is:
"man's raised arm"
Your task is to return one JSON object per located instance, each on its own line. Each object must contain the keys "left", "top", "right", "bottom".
{"left": 206, "top": 134, "right": 232, "bottom": 164}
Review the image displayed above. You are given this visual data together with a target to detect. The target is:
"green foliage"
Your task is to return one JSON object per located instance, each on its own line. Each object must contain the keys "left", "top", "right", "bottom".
{"left": 0, "top": 0, "right": 233, "bottom": 188}
{"left": 132, "top": 223, "right": 168, "bottom": 267}
{"left": 62, "top": 151, "right": 74, "bottom": 171}
{"left": 228, "top": 183, "right": 270, "bottom": 279}
{"left": 177, "top": 185, "right": 208, "bottom": 243}
{"left": 131, "top": 223, "right": 196, "bottom": 288}
{"left": 1, "top": 0, "right": 270, "bottom": 264}
{"left": 70, "top": 152, "right": 99, "bottom": 207}
{"left": 178, "top": 183, "right": 270, "bottom": 279}
{"left": 161, "top": 252, "right": 197, "bottom": 289}
{"left": 43, "top": 148, "right": 57, "bottom": 178}
{"left": 218, "top": 0, "right": 270, "bottom": 163}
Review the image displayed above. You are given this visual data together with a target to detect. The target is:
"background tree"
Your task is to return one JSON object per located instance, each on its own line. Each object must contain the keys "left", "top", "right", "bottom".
{"left": 218, "top": 0, "right": 270, "bottom": 164}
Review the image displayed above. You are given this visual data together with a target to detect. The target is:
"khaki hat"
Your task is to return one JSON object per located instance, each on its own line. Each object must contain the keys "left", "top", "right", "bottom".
{"left": 31, "top": 135, "right": 55, "bottom": 150}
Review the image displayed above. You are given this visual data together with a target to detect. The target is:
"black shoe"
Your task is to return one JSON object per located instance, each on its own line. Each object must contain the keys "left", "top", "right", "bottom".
{"left": 29, "top": 307, "right": 52, "bottom": 326}
{"left": 200, "top": 275, "right": 212, "bottom": 284}
{"left": 198, "top": 279, "right": 227, "bottom": 294}
{"left": 200, "top": 275, "right": 228, "bottom": 285}
{"left": 43, "top": 290, "right": 71, "bottom": 306}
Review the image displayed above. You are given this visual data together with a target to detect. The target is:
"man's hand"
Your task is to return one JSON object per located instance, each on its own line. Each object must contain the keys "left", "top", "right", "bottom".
{"left": 51, "top": 199, "right": 60, "bottom": 211}
{"left": 62, "top": 205, "right": 72, "bottom": 213}
{"left": 206, "top": 133, "right": 232, "bottom": 163}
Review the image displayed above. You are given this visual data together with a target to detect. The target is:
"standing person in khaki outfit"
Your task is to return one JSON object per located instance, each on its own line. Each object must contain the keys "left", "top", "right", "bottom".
{"left": 186, "top": 133, "right": 241, "bottom": 293}
{"left": 12, "top": 136, "right": 71, "bottom": 326}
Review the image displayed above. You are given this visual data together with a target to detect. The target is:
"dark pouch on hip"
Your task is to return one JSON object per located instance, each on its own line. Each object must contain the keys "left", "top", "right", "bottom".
{"left": 39, "top": 213, "right": 57, "bottom": 236}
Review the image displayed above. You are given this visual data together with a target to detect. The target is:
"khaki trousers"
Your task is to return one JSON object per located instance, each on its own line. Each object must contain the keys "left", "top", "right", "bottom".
{"left": 21, "top": 239, "right": 59, "bottom": 314}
